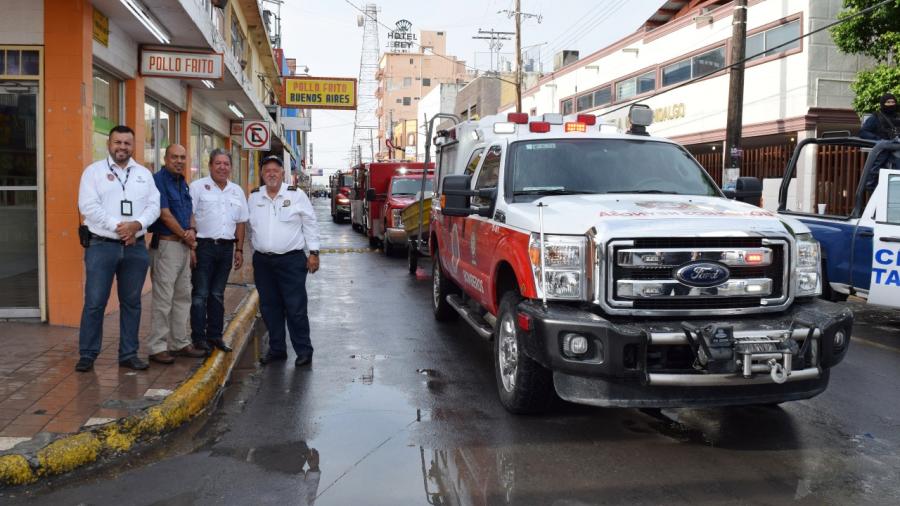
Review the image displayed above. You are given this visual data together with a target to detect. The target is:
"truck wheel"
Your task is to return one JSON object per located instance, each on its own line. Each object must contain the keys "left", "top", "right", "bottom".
{"left": 407, "top": 241, "right": 418, "bottom": 274}
{"left": 369, "top": 236, "right": 380, "bottom": 249}
{"left": 332, "top": 213, "right": 339, "bottom": 223}
{"left": 821, "top": 263, "right": 848, "bottom": 302}
{"left": 494, "top": 292, "right": 555, "bottom": 414}
{"left": 432, "top": 251, "right": 459, "bottom": 321}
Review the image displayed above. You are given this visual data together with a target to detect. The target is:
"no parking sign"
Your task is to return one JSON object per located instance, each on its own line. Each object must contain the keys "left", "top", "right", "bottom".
{"left": 242, "top": 120, "right": 271, "bottom": 150}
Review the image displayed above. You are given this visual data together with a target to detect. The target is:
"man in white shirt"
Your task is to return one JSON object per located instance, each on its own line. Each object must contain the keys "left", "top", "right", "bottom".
{"left": 76, "top": 125, "right": 160, "bottom": 372}
{"left": 189, "top": 149, "right": 249, "bottom": 353}
{"left": 247, "top": 155, "right": 320, "bottom": 366}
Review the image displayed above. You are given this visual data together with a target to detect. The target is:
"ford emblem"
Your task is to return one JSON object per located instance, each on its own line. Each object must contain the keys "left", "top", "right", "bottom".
{"left": 675, "top": 261, "right": 730, "bottom": 287}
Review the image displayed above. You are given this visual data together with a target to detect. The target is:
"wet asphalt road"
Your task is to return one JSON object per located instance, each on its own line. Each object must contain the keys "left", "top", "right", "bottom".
{"left": 5, "top": 199, "right": 900, "bottom": 506}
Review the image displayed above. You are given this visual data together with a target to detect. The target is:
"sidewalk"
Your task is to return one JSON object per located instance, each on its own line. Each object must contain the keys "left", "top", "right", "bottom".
{"left": 0, "top": 247, "right": 257, "bottom": 455}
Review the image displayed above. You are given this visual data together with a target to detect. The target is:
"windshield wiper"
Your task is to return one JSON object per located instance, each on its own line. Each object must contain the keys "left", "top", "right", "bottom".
{"left": 514, "top": 189, "right": 597, "bottom": 195}
{"left": 606, "top": 189, "right": 677, "bottom": 194}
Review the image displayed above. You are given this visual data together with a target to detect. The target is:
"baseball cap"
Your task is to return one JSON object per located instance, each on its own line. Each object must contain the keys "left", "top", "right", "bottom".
{"left": 260, "top": 155, "right": 284, "bottom": 167}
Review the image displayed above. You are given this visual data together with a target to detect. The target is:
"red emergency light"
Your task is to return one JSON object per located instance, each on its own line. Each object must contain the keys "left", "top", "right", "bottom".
{"left": 507, "top": 112, "right": 529, "bottom": 124}
{"left": 576, "top": 114, "right": 597, "bottom": 125}
{"left": 745, "top": 252, "right": 765, "bottom": 265}
{"left": 529, "top": 121, "right": 551, "bottom": 133}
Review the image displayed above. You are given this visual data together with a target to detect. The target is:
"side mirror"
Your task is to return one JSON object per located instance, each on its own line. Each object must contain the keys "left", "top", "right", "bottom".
{"left": 365, "top": 188, "right": 376, "bottom": 202}
{"left": 474, "top": 187, "right": 497, "bottom": 217}
{"left": 726, "top": 176, "right": 762, "bottom": 206}
{"left": 441, "top": 174, "right": 475, "bottom": 216}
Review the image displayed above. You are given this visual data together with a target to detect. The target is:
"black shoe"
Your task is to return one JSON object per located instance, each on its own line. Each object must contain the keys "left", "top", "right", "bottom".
{"left": 75, "top": 357, "right": 94, "bottom": 372}
{"left": 294, "top": 355, "right": 312, "bottom": 366}
{"left": 193, "top": 341, "right": 211, "bottom": 352}
{"left": 260, "top": 352, "right": 288, "bottom": 365}
{"left": 208, "top": 338, "right": 233, "bottom": 353}
{"left": 119, "top": 357, "right": 149, "bottom": 370}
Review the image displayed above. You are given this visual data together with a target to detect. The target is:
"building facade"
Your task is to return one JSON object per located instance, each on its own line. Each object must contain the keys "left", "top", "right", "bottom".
{"left": 503, "top": 0, "right": 872, "bottom": 212}
{"left": 375, "top": 30, "right": 467, "bottom": 161}
{"left": 0, "top": 0, "right": 283, "bottom": 324}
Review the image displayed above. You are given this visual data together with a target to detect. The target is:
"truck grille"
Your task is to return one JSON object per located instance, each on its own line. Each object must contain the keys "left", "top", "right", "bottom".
{"left": 604, "top": 237, "right": 789, "bottom": 314}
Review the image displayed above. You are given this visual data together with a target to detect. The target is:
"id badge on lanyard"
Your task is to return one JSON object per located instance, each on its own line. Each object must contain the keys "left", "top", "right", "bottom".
{"left": 121, "top": 200, "right": 133, "bottom": 216}
{"left": 109, "top": 162, "right": 133, "bottom": 216}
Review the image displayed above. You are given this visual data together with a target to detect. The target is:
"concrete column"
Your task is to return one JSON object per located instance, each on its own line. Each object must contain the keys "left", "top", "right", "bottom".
{"left": 125, "top": 77, "right": 146, "bottom": 165}
{"left": 44, "top": 0, "right": 93, "bottom": 326}
{"left": 180, "top": 85, "right": 193, "bottom": 180}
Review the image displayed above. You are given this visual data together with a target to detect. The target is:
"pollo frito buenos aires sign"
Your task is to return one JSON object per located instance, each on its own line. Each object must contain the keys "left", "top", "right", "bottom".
{"left": 281, "top": 77, "right": 357, "bottom": 110}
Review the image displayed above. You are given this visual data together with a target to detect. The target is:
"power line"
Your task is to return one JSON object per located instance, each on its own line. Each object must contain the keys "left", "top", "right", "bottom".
{"left": 541, "top": 0, "right": 628, "bottom": 69}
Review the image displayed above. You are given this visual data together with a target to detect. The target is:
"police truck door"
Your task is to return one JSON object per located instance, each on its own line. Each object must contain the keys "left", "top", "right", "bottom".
{"left": 869, "top": 169, "right": 900, "bottom": 308}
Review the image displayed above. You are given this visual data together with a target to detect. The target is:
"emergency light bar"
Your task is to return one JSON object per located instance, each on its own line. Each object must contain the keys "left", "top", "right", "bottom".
{"left": 541, "top": 113, "right": 564, "bottom": 125}
{"left": 507, "top": 112, "right": 529, "bottom": 124}
{"left": 576, "top": 114, "right": 597, "bottom": 125}
{"left": 564, "top": 122, "right": 587, "bottom": 133}
{"left": 529, "top": 122, "right": 551, "bottom": 133}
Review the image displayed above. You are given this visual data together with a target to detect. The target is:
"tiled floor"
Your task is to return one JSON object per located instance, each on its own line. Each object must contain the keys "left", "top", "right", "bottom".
{"left": 0, "top": 281, "right": 249, "bottom": 442}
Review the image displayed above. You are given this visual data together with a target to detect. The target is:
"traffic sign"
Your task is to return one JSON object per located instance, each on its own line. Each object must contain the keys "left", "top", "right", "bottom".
{"left": 242, "top": 120, "right": 271, "bottom": 150}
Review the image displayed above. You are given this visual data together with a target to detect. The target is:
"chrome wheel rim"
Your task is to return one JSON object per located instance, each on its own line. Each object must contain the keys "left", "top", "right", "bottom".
{"left": 432, "top": 260, "right": 441, "bottom": 309}
{"left": 498, "top": 314, "right": 518, "bottom": 392}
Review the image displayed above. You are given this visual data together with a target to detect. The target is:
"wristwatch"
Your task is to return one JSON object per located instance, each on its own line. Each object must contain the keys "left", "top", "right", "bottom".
{"left": 309, "top": 250, "right": 320, "bottom": 256}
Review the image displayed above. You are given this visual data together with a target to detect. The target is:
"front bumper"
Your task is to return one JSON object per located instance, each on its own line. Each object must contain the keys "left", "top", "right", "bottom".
{"left": 334, "top": 205, "right": 350, "bottom": 216}
{"left": 516, "top": 298, "right": 853, "bottom": 408}
{"left": 385, "top": 227, "right": 407, "bottom": 244}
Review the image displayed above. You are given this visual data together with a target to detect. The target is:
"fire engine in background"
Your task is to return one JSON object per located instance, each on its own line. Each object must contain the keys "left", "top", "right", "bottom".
{"left": 329, "top": 170, "right": 354, "bottom": 223}
{"left": 350, "top": 161, "right": 432, "bottom": 248}
{"left": 776, "top": 135, "right": 900, "bottom": 308}
{"left": 425, "top": 107, "right": 853, "bottom": 414}
{"left": 381, "top": 170, "right": 434, "bottom": 256}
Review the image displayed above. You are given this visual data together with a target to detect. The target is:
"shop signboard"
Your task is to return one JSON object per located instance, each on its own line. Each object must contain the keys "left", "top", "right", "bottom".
{"left": 140, "top": 49, "right": 224, "bottom": 80}
{"left": 282, "top": 116, "right": 312, "bottom": 132}
{"left": 282, "top": 77, "right": 357, "bottom": 110}
{"left": 93, "top": 8, "right": 109, "bottom": 47}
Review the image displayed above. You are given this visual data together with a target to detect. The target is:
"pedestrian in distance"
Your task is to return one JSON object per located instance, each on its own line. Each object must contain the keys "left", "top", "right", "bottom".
{"left": 860, "top": 92, "right": 899, "bottom": 140}
{"left": 147, "top": 144, "right": 207, "bottom": 365}
{"left": 248, "top": 155, "right": 321, "bottom": 367}
{"left": 75, "top": 125, "right": 160, "bottom": 372}
{"left": 189, "top": 149, "right": 249, "bottom": 353}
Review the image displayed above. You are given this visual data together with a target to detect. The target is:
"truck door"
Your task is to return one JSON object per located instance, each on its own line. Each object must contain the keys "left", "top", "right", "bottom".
{"left": 868, "top": 169, "right": 900, "bottom": 308}
{"left": 463, "top": 144, "right": 503, "bottom": 305}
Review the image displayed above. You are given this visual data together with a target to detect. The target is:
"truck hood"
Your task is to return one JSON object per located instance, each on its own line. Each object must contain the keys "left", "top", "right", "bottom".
{"left": 503, "top": 194, "right": 807, "bottom": 239}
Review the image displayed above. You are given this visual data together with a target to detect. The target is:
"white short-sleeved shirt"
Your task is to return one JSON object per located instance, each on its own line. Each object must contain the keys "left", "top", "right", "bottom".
{"left": 78, "top": 156, "right": 160, "bottom": 239}
{"left": 247, "top": 183, "right": 320, "bottom": 255}
{"left": 189, "top": 176, "right": 249, "bottom": 240}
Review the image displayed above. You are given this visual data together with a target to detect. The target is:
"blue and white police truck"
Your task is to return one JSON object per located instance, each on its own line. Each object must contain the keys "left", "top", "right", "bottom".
{"left": 777, "top": 137, "right": 900, "bottom": 309}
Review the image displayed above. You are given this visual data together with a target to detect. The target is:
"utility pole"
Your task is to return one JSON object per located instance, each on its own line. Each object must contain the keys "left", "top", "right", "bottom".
{"left": 515, "top": 0, "right": 522, "bottom": 112}
{"left": 500, "top": 4, "right": 541, "bottom": 113}
{"left": 724, "top": 0, "right": 747, "bottom": 184}
{"left": 472, "top": 28, "right": 513, "bottom": 73}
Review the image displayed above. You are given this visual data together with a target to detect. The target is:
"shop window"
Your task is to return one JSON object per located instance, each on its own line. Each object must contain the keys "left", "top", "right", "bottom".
{"left": 191, "top": 123, "right": 218, "bottom": 179}
{"left": 143, "top": 97, "right": 177, "bottom": 171}
{"left": 92, "top": 67, "right": 122, "bottom": 162}
{"left": 616, "top": 71, "right": 655, "bottom": 101}
{"left": 746, "top": 20, "right": 801, "bottom": 61}
{"left": 576, "top": 93, "right": 593, "bottom": 112}
{"left": 0, "top": 50, "right": 41, "bottom": 77}
{"left": 662, "top": 47, "right": 725, "bottom": 87}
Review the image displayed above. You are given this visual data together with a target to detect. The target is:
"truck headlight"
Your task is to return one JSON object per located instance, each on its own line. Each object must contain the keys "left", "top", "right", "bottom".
{"left": 391, "top": 208, "right": 403, "bottom": 228}
{"left": 528, "top": 234, "right": 586, "bottom": 300}
{"left": 795, "top": 233, "right": 821, "bottom": 297}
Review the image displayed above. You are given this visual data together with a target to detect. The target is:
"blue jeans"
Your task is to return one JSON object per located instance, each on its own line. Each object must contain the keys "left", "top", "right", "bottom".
{"left": 253, "top": 250, "right": 312, "bottom": 357}
{"left": 191, "top": 241, "right": 234, "bottom": 344}
{"left": 78, "top": 239, "right": 149, "bottom": 362}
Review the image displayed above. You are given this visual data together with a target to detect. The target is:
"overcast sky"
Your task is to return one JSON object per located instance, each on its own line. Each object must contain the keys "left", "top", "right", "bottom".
{"left": 279, "top": 0, "right": 666, "bottom": 175}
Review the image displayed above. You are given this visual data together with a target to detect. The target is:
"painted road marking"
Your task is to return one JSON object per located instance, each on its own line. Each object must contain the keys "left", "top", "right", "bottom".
{"left": 854, "top": 337, "right": 900, "bottom": 354}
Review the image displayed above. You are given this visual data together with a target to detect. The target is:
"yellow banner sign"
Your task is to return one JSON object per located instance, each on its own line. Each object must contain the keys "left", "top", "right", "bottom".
{"left": 93, "top": 8, "right": 109, "bottom": 47}
{"left": 282, "top": 77, "right": 357, "bottom": 110}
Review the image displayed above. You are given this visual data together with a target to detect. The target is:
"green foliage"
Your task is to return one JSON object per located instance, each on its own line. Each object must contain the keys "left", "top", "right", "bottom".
{"left": 831, "top": 0, "right": 900, "bottom": 62}
{"left": 831, "top": 0, "right": 900, "bottom": 113}
{"left": 850, "top": 65, "right": 900, "bottom": 113}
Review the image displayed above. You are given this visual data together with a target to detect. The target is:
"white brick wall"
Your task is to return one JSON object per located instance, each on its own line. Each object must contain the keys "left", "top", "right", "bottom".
{"left": 0, "top": 0, "right": 42, "bottom": 45}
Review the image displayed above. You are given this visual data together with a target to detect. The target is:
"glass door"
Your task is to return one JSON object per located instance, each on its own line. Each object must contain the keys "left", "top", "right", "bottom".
{"left": 0, "top": 80, "right": 39, "bottom": 317}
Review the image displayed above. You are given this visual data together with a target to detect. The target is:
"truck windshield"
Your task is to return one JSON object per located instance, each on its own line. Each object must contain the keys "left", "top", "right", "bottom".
{"left": 341, "top": 175, "right": 354, "bottom": 187}
{"left": 391, "top": 178, "right": 433, "bottom": 196}
{"left": 508, "top": 139, "right": 719, "bottom": 199}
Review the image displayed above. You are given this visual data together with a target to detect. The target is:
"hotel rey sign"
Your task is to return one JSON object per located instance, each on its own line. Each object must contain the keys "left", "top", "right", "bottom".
{"left": 387, "top": 19, "right": 417, "bottom": 53}
{"left": 140, "top": 48, "right": 224, "bottom": 80}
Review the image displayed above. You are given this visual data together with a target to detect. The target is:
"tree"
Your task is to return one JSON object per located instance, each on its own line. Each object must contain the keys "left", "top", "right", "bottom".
{"left": 830, "top": 0, "right": 900, "bottom": 113}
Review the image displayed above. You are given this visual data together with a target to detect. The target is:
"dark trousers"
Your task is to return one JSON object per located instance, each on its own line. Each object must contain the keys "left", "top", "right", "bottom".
{"left": 79, "top": 239, "right": 149, "bottom": 361}
{"left": 253, "top": 250, "right": 312, "bottom": 358}
{"left": 191, "top": 241, "right": 233, "bottom": 344}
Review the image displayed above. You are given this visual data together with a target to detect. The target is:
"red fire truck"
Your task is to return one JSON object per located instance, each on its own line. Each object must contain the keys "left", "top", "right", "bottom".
{"left": 349, "top": 161, "right": 432, "bottom": 248}
{"left": 329, "top": 170, "right": 353, "bottom": 223}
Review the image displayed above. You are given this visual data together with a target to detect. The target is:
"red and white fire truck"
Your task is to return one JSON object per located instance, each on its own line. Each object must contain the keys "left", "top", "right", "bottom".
{"left": 329, "top": 170, "right": 353, "bottom": 223}
{"left": 380, "top": 169, "right": 433, "bottom": 256}
{"left": 350, "top": 160, "right": 432, "bottom": 248}
{"left": 426, "top": 107, "right": 853, "bottom": 414}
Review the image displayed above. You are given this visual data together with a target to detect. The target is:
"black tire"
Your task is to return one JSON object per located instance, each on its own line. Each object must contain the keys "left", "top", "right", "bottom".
{"left": 332, "top": 213, "right": 339, "bottom": 223}
{"left": 383, "top": 237, "right": 394, "bottom": 256}
{"left": 821, "top": 261, "right": 849, "bottom": 302}
{"left": 431, "top": 251, "right": 458, "bottom": 321}
{"left": 494, "top": 292, "right": 555, "bottom": 414}
{"left": 407, "top": 241, "right": 418, "bottom": 274}
{"left": 369, "top": 235, "right": 380, "bottom": 249}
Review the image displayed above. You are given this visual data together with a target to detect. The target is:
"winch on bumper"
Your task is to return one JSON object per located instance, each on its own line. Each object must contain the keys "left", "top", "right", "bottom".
{"left": 515, "top": 298, "right": 853, "bottom": 408}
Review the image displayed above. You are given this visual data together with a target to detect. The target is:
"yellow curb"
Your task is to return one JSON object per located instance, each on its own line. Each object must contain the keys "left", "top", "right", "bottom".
{"left": 0, "top": 289, "right": 260, "bottom": 488}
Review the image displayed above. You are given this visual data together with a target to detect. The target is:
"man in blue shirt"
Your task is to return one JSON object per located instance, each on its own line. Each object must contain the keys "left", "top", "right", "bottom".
{"left": 147, "top": 144, "right": 207, "bottom": 364}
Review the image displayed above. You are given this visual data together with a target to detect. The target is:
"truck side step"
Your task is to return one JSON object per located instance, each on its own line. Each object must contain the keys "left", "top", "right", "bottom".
{"left": 447, "top": 294, "right": 494, "bottom": 339}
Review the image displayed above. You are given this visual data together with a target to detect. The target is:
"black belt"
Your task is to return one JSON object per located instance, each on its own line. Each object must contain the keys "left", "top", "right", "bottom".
{"left": 197, "top": 238, "right": 236, "bottom": 245}
{"left": 256, "top": 249, "right": 303, "bottom": 257}
{"left": 90, "top": 233, "right": 124, "bottom": 244}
